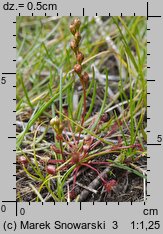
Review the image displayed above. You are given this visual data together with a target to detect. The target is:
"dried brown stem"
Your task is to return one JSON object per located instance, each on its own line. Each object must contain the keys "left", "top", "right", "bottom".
{"left": 78, "top": 167, "right": 111, "bottom": 202}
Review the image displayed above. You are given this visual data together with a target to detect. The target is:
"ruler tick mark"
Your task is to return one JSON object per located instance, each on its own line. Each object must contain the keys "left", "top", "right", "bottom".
{"left": 2, "top": 73, "right": 16, "bottom": 75}
{"left": 83, "top": 8, "right": 85, "bottom": 16}
{"left": 16, "top": 201, "right": 18, "bottom": 216}
{"left": 148, "top": 15, "right": 161, "bottom": 18}
{"left": 147, "top": 2, "right": 149, "bottom": 20}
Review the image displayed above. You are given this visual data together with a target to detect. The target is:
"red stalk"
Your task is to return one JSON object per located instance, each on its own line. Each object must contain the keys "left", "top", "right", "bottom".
{"left": 81, "top": 163, "right": 106, "bottom": 184}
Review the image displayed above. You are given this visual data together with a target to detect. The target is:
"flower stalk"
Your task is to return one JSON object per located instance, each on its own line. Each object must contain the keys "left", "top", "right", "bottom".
{"left": 69, "top": 17, "right": 89, "bottom": 129}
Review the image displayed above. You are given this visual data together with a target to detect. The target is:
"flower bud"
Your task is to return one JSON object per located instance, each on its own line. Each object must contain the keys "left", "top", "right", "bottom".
{"left": 69, "top": 23, "right": 76, "bottom": 35}
{"left": 46, "top": 165, "right": 56, "bottom": 175}
{"left": 74, "top": 64, "right": 82, "bottom": 75}
{"left": 70, "top": 40, "right": 78, "bottom": 53}
{"left": 76, "top": 51, "right": 84, "bottom": 64}
{"left": 50, "top": 116, "right": 60, "bottom": 127}
{"left": 81, "top": 72, "right": 89, "bottom": 84}
{"left": 73, "top": 17, "right": 81, "bottom": 30}
{"left": 18, "top": 156, "right": 28, "bottom": 165}
{"left": 83, "top": 145, "right": 89, "bottom": 152}
{"left": 84, "top": 135, "right": 93, "bottom": 145}
{"left": 74, "top": 32, "right": 81, "bottom": 44}
{"left": 84, "top": 135, "right": 91, "bottom": 141}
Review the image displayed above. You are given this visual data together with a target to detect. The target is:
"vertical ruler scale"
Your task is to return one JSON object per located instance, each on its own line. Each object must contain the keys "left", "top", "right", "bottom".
{"left": 0, "top": 0, "right": 163, "bottom": 233}
{"left": 0, "top": 11, "right": 16, "bottom": 200}
{"left": 146, "top": 1, "right": 163, "bottom": 203}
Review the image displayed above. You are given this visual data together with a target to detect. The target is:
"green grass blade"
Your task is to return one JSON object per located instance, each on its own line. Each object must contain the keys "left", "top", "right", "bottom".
{"left": 19, "top": 74, "right": 34, "bottom": 108}
{"left": 90, "top": 70, "right": 108, "bottom": 131}
{"left": 16, "top": 79, "right": 74, "bottom": 148}
{"left": 112, "top": 17, "right": 138, "bottom": 72}
{"left": 59, "top": 70, "right": 63, "bottom": 121}
{"left": 85, "top": 67, "right": 96, "bottom": 120}
{"left": 110, "top": 161, "right": 147, "bottom": 180}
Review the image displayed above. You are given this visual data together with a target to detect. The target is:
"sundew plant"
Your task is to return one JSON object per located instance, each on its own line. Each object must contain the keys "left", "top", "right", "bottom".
{"left": 16, "top": 16, "right": 147, "bottom": 202}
